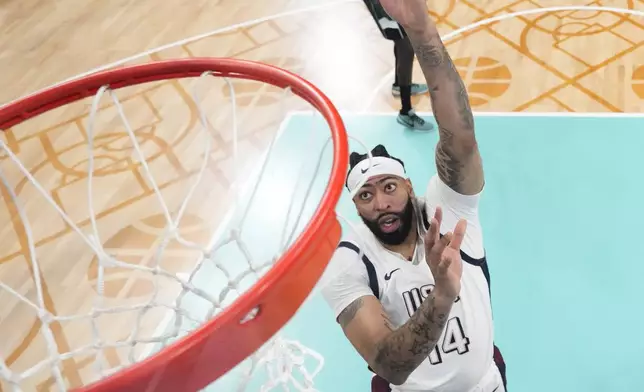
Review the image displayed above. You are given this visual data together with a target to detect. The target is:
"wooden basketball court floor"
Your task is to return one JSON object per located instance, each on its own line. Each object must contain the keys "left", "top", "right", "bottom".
{"left": 1, "top": 0, "right": 644, "bottom": 390}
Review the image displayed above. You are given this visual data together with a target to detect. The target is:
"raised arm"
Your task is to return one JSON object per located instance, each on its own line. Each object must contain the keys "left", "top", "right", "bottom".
{"left": 380, "top": 0, "right": 484, "bottom": 195}
{"left": 414, "top": 28, "right": 484, "bottom": 195}
{"left": 338, "top": 290, "right": 454, "bottom": 385}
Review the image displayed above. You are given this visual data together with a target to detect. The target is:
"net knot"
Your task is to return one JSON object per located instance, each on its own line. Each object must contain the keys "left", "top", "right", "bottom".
{"left": 230, "top": 228, "right": 241, "bottom": 242}
{"left": 87, "top": 234, "right": 117, "bottom": 268}
{"left": 37, "top": 309, "right": 53, "bottom": 325}
{"left": 166, "top": 224, "right": 179, "bottom": 239}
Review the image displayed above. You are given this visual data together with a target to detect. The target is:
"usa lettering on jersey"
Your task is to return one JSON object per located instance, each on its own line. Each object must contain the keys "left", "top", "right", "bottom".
{"left": 401, "top": 284, "right": 471, "bottom": 365}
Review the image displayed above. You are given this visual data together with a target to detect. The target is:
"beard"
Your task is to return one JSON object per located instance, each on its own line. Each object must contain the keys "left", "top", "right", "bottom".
{"left": 360, "top": 197, "right": 415, "bottom": 246}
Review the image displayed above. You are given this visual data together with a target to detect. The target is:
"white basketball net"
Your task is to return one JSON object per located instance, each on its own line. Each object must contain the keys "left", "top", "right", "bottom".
{"left": 0, "top": 71, "right": 326, "bottom": 391}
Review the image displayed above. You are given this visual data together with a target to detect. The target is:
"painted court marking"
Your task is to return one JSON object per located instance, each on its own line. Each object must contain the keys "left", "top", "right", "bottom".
{"left": 362, "top": 5, "right": 644, "bottom": 114}
{"left": 3, "top": 3, "right": 643, "bottom": 118}
{"left": 0, "top": 0, "right": 362, "bottom": 109}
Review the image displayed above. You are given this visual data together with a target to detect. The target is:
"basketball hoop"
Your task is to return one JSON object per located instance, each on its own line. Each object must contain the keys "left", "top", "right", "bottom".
{"left": 0, "top": 58, "right": 348, "bottom": 391}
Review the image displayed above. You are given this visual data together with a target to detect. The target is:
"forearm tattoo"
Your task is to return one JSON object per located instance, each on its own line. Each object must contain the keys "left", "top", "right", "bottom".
{"left": 382, "top": 312, "right": 395, "bottom": 332}
{"left": 373, "top": 293, "right": 450, "bottom": 382}
{"left": 415, "top": 42, "right": 474, "bottom": 132}
{"left": 435, "top": 135, "right": 465, "bottom": 190}
{"left": 413, "top": 37, "right": 475, "bottom": 191}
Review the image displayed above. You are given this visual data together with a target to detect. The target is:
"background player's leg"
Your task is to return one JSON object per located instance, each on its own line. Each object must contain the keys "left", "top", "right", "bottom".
{"left": 393, "top": 44, "right": 400, "bottom": 88}
{"left": 393, "top": 36, "right": 432, "bottom": 131}
{"left": 393, "top": 38, "right": 414, "bottom": 114}
{"left": 392, "top": 37, "right": 428, "bottom": 99}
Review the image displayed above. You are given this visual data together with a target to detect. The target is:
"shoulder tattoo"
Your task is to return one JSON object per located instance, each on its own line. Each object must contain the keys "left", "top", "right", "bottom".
{"left": 338, "top": 297, "right": 365, "bottom": 327}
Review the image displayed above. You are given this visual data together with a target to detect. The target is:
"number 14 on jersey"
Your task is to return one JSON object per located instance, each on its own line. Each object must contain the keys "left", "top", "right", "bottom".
{"left": 403, "top": 286, "right": 471, "bottom": 365}
{"left": 429, "top": 316, "right": 471, "bottom": 365}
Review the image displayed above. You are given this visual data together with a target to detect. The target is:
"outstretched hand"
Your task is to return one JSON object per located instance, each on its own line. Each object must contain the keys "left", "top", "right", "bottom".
{"left": 424, "top": 206, "right": 467, "bottom": 299}
{"left": 378, "top": 0, "right": 431, "bottom": 33}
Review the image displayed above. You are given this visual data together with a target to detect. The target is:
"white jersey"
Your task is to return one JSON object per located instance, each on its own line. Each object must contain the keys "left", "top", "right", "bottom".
{"left": 320, "top": 175, "right": 497, "bottom": 392}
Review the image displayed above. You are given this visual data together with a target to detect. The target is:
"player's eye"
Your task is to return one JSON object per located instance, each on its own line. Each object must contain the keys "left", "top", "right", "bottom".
{"left": 384, "top": 182, "right": 397, "bottom": 193}
{"left": 359, "top": 191, "right": 372, "bottom": 201}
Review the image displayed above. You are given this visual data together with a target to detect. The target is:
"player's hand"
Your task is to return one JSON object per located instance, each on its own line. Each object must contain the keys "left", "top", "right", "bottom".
{"left": 378, "top": 0, "right": 431, "bottom": 34}
{"left": 424, "top": 206, "right": 466, "bottom": 300}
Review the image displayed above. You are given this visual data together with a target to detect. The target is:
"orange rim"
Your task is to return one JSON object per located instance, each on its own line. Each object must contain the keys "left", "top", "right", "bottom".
{"left": 0, "top": 58, "right": 348, "bottom": 391}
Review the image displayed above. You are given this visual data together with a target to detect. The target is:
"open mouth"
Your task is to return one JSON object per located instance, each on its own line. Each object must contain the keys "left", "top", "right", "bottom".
{"left": 379, "top": 215, "right": 401, "bottom": 233}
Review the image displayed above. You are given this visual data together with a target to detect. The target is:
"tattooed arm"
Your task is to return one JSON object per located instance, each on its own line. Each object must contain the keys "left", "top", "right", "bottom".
{"left": 338, "top": 290, "right": 455, "bottom": 385}
{"left": 406, "top": 21, "right": 484, "bottom": 195}
{"left": 321, "top": 236, "right": 458, "bottom": 385}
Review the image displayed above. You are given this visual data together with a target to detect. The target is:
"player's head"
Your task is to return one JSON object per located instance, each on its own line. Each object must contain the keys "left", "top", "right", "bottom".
{"left": 345, "top": 144, "right": 415, "bottom": 246}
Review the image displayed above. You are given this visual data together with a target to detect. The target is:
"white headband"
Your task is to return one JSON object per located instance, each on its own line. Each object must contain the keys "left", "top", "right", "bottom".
{"left": 346, "top": 156, "right": 407, "bottom": 194}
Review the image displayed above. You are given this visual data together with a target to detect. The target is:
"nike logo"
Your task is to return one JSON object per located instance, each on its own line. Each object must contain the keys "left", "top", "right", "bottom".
{"left": 360, "top": 163, "right": 379, "bottom": 174}
{"left": 384, "top": 268, "right": 400, "bottom": 280}
{"left": 492, "top": 386, "right": 499, "bottom": 392}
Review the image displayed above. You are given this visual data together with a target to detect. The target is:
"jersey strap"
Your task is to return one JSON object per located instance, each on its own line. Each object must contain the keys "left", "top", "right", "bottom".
{"left": 337, "top": 241, "right": 380, "bottom": 299}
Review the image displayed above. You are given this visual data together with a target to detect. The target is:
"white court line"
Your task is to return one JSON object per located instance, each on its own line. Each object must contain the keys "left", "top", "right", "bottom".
{"left": 0, "top": 0, "right": 360, "bottom": 110}
{"left": 361, "top": 6, "right": 644, "bottom": 114}
{"left": 287, "top": 109, "right": 644, "bottom": 118}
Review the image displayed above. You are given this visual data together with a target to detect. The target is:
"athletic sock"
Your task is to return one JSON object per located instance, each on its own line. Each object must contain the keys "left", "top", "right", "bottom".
{"left": 399, "top": 85, "right": 412, "bottom": 114}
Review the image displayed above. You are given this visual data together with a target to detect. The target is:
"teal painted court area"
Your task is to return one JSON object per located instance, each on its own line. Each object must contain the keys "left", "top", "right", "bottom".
{"left": 202, "top": 112, "right": 644, "bottom": 391}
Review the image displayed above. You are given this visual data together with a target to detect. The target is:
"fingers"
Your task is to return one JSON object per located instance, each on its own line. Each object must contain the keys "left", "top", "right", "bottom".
{"left": 425, "top": 218, "right": 438, "bottom": 248}
{"left": 434, "top": 237, "right": 456, "bottom": 275}
{"left": 424, "top": 207, "right": 443, "bottom": 251}
{"left": 428, "top": 231, "right": 452, "bottom": 266}
{"left": 433, "top": 206, "right": 442, "bottom": 227}
{"left": 448, "top": 219, "right": 468, "bottom": 250}
{"left": 436, "top": 253, "right": 453, "bottom": 275}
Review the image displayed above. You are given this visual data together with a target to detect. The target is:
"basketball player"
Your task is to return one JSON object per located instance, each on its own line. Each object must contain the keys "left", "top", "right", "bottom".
{"left": 362, "top": 0, "right": 433, "bottom": 131}
{"left": 319, "top": 0, "right": 507, "bottom": 391}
